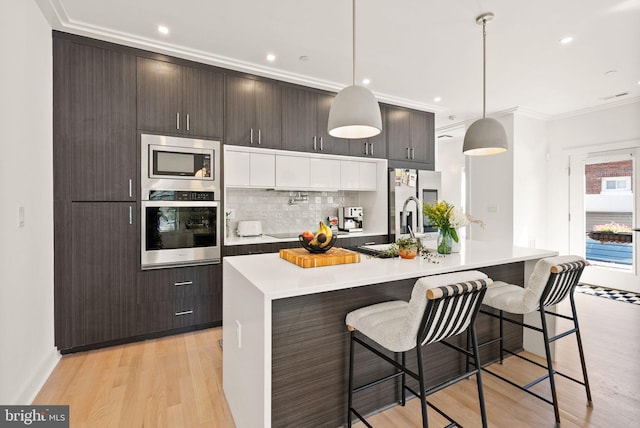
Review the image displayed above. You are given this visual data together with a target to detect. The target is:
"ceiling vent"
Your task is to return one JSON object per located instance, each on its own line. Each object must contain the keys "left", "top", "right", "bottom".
{"left": 601, "top": 92, "right": 629, "bottom": 100}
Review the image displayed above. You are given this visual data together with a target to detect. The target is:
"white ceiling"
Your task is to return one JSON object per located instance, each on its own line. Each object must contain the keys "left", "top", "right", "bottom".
{"left": 37, "top": 0, "right": 640, "bottom": 131}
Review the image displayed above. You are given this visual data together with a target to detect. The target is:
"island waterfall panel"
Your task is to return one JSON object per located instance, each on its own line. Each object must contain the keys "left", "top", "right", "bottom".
{"left": 271, "top": 262, "right": 524, "bottom": 427}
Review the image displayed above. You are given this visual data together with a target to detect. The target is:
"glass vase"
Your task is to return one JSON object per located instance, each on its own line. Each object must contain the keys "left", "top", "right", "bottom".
{"left": 437, "top": 228, "right": 453, "bottom": 254}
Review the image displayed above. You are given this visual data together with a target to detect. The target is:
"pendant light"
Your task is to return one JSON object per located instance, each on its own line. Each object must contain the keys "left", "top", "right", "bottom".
{"left": 463, "top": 12, "right": 508, "bottom": 156}
{"left": 328, "top": 0, "right": 382, "bottom": 139}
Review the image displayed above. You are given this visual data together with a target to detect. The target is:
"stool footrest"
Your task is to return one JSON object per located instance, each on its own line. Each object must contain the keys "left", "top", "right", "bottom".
{"left": 482, "top": 366, "right": 555, "bottom": 406}
{"left": 353, "top": 371, "right": 403, "bottom": 394}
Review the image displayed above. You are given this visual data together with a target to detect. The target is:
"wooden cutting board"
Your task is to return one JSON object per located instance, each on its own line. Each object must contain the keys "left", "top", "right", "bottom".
{"left": 279, "top": 247, "right": 361, "bottom": 268}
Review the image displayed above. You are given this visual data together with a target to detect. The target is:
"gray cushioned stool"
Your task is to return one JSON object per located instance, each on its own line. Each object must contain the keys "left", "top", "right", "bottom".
{"left": 479, "top": 255, "right": 592, "bottom": 428}
{"left": 346, "top": 271, "right": 492, "bottom": 428}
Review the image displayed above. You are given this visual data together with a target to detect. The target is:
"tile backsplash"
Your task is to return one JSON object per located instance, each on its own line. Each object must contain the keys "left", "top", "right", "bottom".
{"left": 225, "top": 188, "right": 361, "bottom": 236}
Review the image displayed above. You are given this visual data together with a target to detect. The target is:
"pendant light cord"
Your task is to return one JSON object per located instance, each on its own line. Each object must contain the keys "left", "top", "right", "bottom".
{"left": 482, "top": 18, "right": 487, "bottom": 118}
{"left": 352, "top": 0, "right": 356, "bottom": 86}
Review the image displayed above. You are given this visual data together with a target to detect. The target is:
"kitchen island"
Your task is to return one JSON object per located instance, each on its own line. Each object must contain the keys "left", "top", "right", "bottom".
{"left": 222, "top": 240, "right": 557, "bottom": 428}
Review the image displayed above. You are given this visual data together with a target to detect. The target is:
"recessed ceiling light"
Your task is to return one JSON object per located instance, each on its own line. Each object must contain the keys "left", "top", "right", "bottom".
{"left": 158, "top": 25, "right": 169, "bottom": 35}
{"left": 559, "top": 36, "right": 573, "bottom": 45}
{"left": 434, "top": 96, "right": 442, "bottom": 102}
{"left": 266, "top": 54, "right": 276, "bottom": 62}
{"left": 362, "top": 78, "right": 371, "bottom": 85}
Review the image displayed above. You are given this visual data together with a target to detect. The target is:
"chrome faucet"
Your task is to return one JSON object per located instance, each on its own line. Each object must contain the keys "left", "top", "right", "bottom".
{"left": 401, "top": 196, "right": 422, "bottom": 238}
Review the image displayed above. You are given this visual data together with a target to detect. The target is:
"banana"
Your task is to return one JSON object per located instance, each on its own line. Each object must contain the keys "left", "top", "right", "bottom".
{"left": 318, "top": 222, "right": 333, "bottom": 248}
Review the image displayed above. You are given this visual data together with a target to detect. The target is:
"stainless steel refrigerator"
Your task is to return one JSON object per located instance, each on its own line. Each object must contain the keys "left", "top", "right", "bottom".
{"left": 389, "top": 168, "right": 441, "bottom": 240}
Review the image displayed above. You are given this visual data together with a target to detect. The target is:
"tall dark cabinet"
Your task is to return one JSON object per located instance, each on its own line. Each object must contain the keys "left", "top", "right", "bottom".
{"left": 386, "top": 105, "right": 435, "bottom": 169}
{"left": 54, "top": 35, "right": 138, "bottom": 351}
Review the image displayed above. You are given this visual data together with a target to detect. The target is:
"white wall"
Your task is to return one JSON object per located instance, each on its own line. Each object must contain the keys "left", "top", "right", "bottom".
{"left": 0, "top": 0, "right": 58, "bottom": 404}
{"left": 467, "top": 114, "right": 514, "bottom": 243}
{"left": 512, "top": 114, "right": 548, "bottom": 249}
{"left": 546, "top": 100, "right": 640, "bottom": 253}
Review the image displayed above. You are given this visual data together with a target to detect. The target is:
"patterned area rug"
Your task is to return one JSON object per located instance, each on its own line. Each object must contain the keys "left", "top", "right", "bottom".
{"left": 576, "top": 284, "right": 640, "bottom": 305}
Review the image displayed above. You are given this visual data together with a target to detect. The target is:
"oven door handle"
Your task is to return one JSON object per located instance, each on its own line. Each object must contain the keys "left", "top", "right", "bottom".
{"left": 141, "top": 200, "right": 219, "bottom": 208}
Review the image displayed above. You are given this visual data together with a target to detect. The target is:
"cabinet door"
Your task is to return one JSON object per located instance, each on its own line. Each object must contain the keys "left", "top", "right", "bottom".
{"left": 250, "top": 152, "right": 276, "bottom": 187}
{"left": 254, "top": 79, "right": 282, "bottom": 149}
{"left": 409, "top": 110, "right": 429, "bottom": 164}
{"left": 340, "top": 160, "right": 360, "bottom": 190}
{"left": 316, "top": 93, "right": 350, "bottom": 156}
{"left": 309, "top": 158, "right": 341, "bottom": 190}
{"left": 71, "top": 202, "right": 137, "bottom": 347}
{"left": 281, "top": 85, "right": 317, "bottom": 152}
{"left": 386, "top": 106, "right": 412, "bottom": 161}
{"left": 225, "top": 75, "right": 256, "bottom": 146}
{"left": 136, "top": 57, "right": 183, "bottom": 134}
{"left": 55, "top": 40, "right": 137, "bottom": 202}
{"left": 224, "top": 151, "right": 251, "bottom": 186}
{"left": 358, "top": 161, "right": 378, "bottom": 191}
{"left": 275, "top": 154, "right": 310, "bottom": 189}
{"left": 184, "top": 66, "right": 224, "bottom": 138}
{"left": 349, "top": 104, "right": 388, "bottom": 159}
{"left": 226, "top": 76, "right": 281, "bottom": 148}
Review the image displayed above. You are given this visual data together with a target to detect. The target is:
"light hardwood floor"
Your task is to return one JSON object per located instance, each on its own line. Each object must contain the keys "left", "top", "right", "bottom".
{"left": 34, "top": 291, "right": 639, "bottom": 427}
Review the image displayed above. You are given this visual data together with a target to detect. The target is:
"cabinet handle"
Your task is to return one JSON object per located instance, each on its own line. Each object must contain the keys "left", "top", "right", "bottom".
{"left": 176, "top": 113, "right": 180, "bottom": 130}
{"left": 320, "top": 137, "right": 323, "bottom": 151}
{"left": 128, "top": 179, "right": 132, "bottom": 198}
{"left": 370, "top": 143, "right": 374, "bottom": 157}
{"left": 128, "top": 206, "right": 132, "bottom": 225}
{"left": 313, "top": 136, "right": 317, "bottom": 151}
{"left": 186, "top": 113, "right": 190, "bottom": 131}
{"left": 175, "top": 310, "right": 194, "bottom": 316}
{"left": 364, "top": 141, "right": 368, "bottom": 156}
{"left": 250, "top": 128, "right": 254, "bottom": 144}
{"left": 258, "top": 129, "right": 262, "bottom": 145}
{"left": 174, "top": 281, "right": 193, "bottom": 286}
{"left": 406, "top": 147, "right": 410, "bottom": 159}
{"left": 411, "top": 147, "right": 415, "bottom": 159}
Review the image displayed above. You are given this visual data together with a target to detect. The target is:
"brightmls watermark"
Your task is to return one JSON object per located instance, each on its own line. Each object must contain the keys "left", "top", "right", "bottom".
{"left": 0, "top": 406, "right": 68, "bottom": 427}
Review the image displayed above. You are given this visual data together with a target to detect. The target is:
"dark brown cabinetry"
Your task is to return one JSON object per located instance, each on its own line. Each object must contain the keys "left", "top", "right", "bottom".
{"left": 68, "top": 202, "right": 138, "bottom": 348}
{"left": 387, "top": 106, "right": 435, "bottom": 169}
{"left": 53, "top": 38, "right": 137, "bottom": 202}
{"left": 349, "top": 104, "right": 388, "bottom": 159}
{"left": 225, "top": 74, "right": 281, "bottom": 148}
{"left": 281, "top": 85, "right": 350, "bottom": 156}
{"left": 137, "top": 264, "right": 222, "bottom": 333}
{"left": 136, "top": 57, "right": 224, "bottom": 138}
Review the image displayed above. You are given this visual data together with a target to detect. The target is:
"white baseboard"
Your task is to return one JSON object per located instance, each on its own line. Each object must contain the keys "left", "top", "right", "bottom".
{"left": 13, "top": 347, "right": 61, "bottom": 405}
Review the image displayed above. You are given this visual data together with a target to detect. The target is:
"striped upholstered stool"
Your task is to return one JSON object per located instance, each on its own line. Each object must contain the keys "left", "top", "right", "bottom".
{"left": 346, "top": 271, "right": 492, "bottom": 428}
{"left": 479, "top": 255, "right": 592, "bottom": 428}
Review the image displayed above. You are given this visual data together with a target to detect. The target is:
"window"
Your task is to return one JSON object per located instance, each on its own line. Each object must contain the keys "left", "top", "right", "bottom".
{"left": 601, "top": 176, "right": 631, "bottom": 194}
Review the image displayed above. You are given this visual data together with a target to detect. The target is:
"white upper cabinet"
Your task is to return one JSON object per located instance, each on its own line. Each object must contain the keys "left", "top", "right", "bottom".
{"left": 225, "top": 146, "right": 382, "bottom": 191}
{"left": 225, "top": 149, "right": 275, "bottom": 188}
{"left": 340, "top": 160, "right": 377, "bottom": 191}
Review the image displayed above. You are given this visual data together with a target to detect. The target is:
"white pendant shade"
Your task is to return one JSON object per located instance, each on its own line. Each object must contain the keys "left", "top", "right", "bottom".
{"left": 328, "top": 85, "right": 382, "bottom": 139}
{"left": 463, "top": 117, "right": 508, "bottom": 156}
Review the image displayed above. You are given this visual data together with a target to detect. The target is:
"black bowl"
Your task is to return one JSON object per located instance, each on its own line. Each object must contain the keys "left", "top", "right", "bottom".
{"left": 298, "top": 234, "right": 337, "bottom": 253}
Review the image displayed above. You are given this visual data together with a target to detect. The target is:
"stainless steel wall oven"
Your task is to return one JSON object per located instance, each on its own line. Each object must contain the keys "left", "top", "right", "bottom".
{"left": 141, "top": 134, "right": 221, "bottom": 269}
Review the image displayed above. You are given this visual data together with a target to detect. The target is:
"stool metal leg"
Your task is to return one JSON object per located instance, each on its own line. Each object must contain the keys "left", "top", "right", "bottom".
{"left": 570, "top": 289, "right": 592, "bottom": 404}
{"left": 470, "top": 323, "right": 489, "bottom": 428}
{"left": 348, "top": 330, "right": 355, "bottom": 427}
{"left": 401, "top": 351, "right": 407, "bottom": 406}
{"left": 416, "top": 344, "right": 429, "bottom": 428}
{"left": 499, "top": 310, "right": 505, "bottom": 363}
{"left": 540, "top": 306, "right": 561, "bottom": 427}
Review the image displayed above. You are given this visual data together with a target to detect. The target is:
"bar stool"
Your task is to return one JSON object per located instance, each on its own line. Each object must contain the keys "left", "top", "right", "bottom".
{"left": 346, "top": 271, "right": 492, "bottom": 428}
{"left": 478, "top": 255, "right": 591, "bottom": 428}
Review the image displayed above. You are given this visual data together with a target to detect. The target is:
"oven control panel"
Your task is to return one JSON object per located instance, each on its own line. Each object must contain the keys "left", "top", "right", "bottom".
{"left": 149, "top": 190, "right": 216, "bottom": 201}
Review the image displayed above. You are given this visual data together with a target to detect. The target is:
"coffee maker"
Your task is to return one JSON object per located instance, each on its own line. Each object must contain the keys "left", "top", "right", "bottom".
{"left": 338, "top": 207, "right": 363, "bottom": 232}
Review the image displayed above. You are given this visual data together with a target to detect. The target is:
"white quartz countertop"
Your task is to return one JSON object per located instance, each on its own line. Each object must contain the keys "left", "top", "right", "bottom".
{"left": 223, "top": 240, "right": 558, "bottom": 300}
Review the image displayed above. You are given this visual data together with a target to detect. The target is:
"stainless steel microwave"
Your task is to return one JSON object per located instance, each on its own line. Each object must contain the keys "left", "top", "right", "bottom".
{"left": 141, "top": 134, "right": 221, "bottom": 195}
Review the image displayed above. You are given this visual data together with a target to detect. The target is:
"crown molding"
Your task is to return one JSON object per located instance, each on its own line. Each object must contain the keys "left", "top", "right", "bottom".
{"left": 550, "top": 96, "right": 640, "bottom": 121}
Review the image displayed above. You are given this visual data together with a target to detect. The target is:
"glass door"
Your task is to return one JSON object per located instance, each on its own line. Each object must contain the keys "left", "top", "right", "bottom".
{"left": 569, "top": 148, "right": 639, "bottom": 293}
